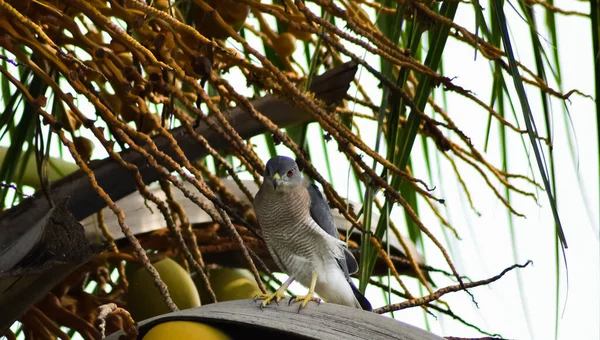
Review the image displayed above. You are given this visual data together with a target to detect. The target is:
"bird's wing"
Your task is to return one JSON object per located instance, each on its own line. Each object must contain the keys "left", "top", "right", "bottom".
{"left": 307, "top": 183, "right": 359, "bottom": 275}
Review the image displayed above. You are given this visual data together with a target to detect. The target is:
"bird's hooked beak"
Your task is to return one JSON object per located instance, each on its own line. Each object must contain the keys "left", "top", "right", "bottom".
{"left": 271, "top": 173, "right": 281, "bottom": 191}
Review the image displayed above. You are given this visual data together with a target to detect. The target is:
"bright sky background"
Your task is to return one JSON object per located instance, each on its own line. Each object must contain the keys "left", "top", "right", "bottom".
{"left": 1, "top": 1, "right": 598, "bottom": 339}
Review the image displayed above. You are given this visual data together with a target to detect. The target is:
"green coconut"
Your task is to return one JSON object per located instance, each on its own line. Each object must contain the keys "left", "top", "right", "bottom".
{"left": 195, "top": 267, "right": 262, "bottom": 304}
{"left": 125, "top": 258, "right": 201, "bottom": 322}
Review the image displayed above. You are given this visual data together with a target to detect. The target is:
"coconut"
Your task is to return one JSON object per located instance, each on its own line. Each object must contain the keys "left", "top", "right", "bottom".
{"left": 125, "top": 258, "right": 201, "bottom": 322}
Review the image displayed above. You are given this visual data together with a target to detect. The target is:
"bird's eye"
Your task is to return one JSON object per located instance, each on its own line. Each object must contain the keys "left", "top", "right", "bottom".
{"left": 286, "top": 170, "right": 294, "bottom": 177}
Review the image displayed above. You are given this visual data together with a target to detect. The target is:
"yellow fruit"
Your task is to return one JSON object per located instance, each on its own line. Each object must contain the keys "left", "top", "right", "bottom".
{"left": 195, "top": 267, "right": 261, "bottom": 303}
{"left": 73, "top": 136, "right": 94, "bottom": 162}
{"left": 120, "top": 103, "right": 139, "bottom": 123}
{"left": 125, "top": 258, "right": 201, "bottom": 322}
{"left": 60, "top": 110, "right": 81, "bottom": 133}
{"left": 107, "top": 40, "right": 127, "bottom": 54}
{"left": 143, "top": 321, "right": 230, "bottom": 340}
{"left": 273, "top": 32, "right": 297, "bottom": 59}
{"left": 153, "top": 0, "right": 171, "bottom": 12}
{"left": 288, "top": 16, "right": 313, "bottom": 41}
{"left": 194, "top": 0, "right": 249, "bottom": 40}
{"left": 288, "top": 26, "right": 312, "bottom": 42}
{"left": 137, "top": 113, "right": 161, "bottom": 134}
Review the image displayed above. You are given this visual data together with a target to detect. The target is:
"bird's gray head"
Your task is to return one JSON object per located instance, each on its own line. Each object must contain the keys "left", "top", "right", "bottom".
{"left": 263, "top": 156, "right": 302, "bottom": 192}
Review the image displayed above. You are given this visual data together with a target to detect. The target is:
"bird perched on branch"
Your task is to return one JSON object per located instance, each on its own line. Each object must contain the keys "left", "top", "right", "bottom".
{"left": 253, "top": 156, "right": 372, "bottom": 311}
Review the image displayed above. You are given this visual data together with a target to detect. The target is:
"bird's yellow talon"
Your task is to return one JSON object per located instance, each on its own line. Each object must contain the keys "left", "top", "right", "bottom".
{"left": 288, "top": 272, "right": 320, "bottom": 312}
{"left": 255, "top": 290, "right": 287, "bottom": 308}
{"left": 255, "top": 277, "right": 296, "bottom": 310}
{"left": 289, "top": 293, "right": 321, "bottom": 311}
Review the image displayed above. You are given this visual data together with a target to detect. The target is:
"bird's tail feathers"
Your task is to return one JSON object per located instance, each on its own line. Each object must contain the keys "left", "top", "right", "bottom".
{"left": 348, "top": 278, "right": 372, "bottom": 311}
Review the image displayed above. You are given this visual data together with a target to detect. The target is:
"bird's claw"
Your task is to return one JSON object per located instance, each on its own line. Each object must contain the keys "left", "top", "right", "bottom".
{"left": 254, "top": 291, "right": 287, "bottom": 310}
{"left": 288, "top": 293, "right": 321, "bottom": 312}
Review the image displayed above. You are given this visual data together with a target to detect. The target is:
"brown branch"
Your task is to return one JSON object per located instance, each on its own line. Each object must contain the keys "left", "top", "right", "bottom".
{"left": 374, "top": 261, "right": 533, "bottom": 314}
{"left": 96, "top": 303, "right": 138, "bottom": 339}
{"left": 368, "top": 279, "right": 502, "bottom": 338}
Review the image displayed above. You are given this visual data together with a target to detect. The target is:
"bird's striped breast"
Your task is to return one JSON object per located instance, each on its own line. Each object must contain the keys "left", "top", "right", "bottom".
{"left": 254, "top": 186, "right": 325, "bottom": 266}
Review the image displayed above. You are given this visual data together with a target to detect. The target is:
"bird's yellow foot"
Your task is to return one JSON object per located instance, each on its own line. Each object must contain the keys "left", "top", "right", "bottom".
{"left": 288, "top": 272, "right": 320, "bottom": 312}
{"left": 288, "top": 292, "right": 321, "bottom": 312}
{"left": 255, "top": 277, "right": 295, "bottom": 310}
{"left": 254, "top": 290, "right": 288, "bottom": 309}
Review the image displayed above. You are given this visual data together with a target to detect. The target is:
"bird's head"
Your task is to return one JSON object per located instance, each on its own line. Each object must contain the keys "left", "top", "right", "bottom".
{"left": 263, "top": 156, "right": 302, "bottom": 192}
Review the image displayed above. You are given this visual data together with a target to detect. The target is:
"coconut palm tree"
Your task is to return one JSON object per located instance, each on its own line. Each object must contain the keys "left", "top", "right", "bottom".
{"left": 0, "top": 0, "right": 597, "bottom": 339}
